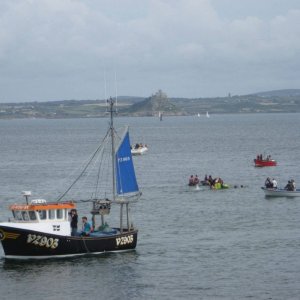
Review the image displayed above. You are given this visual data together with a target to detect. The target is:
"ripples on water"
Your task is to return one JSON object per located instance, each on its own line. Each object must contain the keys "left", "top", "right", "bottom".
{"left": 0, "top": 114, "right": 300, "bottom": 299}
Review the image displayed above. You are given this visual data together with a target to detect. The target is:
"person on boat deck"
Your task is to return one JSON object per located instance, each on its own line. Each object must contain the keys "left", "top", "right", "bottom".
{"left": 69, "top": 209, "right": 78, "bottom": 236}
{"left": 265, "top": 177, "right": 273, "bottom": 188}
{"left": 81, "top": 216, "right": 92, "bottom": 236}
{"left": 194, "top": 175, "right": 200, "bottom": 185}
{"left": 272, "top": 178, "right": 277, "bottom": 189}
{"left": 260, "top": 154, "right": 263, "bottom": 160}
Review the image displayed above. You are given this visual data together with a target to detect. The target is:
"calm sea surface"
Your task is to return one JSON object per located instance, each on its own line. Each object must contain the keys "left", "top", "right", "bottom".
{"left": 0, "top": 113, "right": 300, "bottom": 299}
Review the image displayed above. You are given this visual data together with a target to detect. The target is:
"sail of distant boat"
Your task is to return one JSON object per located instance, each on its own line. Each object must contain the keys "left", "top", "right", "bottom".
{"left": 158, "top": 111, "right": 163, "bottom": 121}
{"left": 206, "top": 111, "right": 210, "bottom": 118}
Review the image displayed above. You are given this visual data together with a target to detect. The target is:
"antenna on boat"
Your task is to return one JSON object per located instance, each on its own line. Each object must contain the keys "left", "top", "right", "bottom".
{"left": 104, "top": 70, "right": 108, "bottom": 113}
{"left": 22, "top": 191, "right": 31, "bottom": 205}
{"left": 114, "top": 68, "right": 118, "bottom": 113}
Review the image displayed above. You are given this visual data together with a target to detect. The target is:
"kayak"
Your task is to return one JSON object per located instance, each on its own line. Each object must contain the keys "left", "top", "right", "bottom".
{"left": 212, "top": 183, "right": 229, "bottom": 190}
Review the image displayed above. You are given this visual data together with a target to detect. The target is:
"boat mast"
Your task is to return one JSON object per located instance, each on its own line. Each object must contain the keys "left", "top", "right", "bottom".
{"left": 109, "top": 97, "right": 124, "bottom": 233}
{"left": 108, "top": 97, "right": 116, "bottom": 201}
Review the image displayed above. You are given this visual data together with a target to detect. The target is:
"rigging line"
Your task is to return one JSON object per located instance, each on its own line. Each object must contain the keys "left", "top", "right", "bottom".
{"left": 75, "top": 151, "right": 101, "bottom": 201}
{"left": 81, "top": 237, "right": 90, "bottom": 253}
{"left": 83, "top": 136, "right": 113, "bottom": 200}
{"left": 77, "top": 137, "right": 110, "bottom": 200}
{"left": 56, "top": 130, "right": 111, "bottom": 202}
{"left": 72, "top": 198, "right": 113, "bottom": 203}
{"left": 94, "top": 137, "right": 108, "bottom": 198}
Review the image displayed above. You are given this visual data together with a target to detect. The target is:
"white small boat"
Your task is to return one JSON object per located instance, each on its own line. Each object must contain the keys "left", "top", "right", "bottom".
{"left": 131, "top": 145, "right": 148, "bottom": 156}
{"left": 261, "top": 187, "right": 300, "bottom": 197}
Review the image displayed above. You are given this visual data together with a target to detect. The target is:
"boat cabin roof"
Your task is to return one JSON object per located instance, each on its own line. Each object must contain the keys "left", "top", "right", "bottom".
{"left": 10, "top": 200, "right": 76, "bottom": 211}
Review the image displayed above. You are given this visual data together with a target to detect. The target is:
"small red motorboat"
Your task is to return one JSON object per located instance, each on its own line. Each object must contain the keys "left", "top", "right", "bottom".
{"left": 254, "top": 154, "right": 277, "bottom": 167}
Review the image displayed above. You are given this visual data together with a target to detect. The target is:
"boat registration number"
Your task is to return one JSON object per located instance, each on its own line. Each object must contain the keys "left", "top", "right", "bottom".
{"left": 27, "top": 234, "right": 59, "bottom": 249}
{"left": 116, "top": 235, "right": 134, "bottom": 246}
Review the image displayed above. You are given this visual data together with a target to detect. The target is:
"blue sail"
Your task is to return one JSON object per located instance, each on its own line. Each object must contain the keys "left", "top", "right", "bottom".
{"left": 115, "top": 128, "right": 139, "bottom": 196}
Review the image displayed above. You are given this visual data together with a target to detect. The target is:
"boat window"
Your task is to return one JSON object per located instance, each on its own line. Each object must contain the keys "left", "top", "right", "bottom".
{"left": 21, "top": 211, "right": 30, "bottom": 221}
{"left": 38, "top": 210, "right": 47, "bottom": 220}
{"left": 56, "top": 209, "right": 63, "bottom": 219}
{"left": 49, "top": 209, "right": 55, "bottom": 220}
{"left": 28, "top": 211, "right": 37, "bottom": 220}
{"left": 13, "top": 210, "right": 23, "bottom": 221}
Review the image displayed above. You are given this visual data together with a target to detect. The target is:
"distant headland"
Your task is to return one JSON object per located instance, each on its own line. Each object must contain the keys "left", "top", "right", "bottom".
{"left": 0, "top": 89, "right": 300, "bottom": 119}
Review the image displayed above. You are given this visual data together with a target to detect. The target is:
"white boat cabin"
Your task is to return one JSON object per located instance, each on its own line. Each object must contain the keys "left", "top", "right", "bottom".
{"left": 4, "top": 199, "right": 76, "bottom": 236}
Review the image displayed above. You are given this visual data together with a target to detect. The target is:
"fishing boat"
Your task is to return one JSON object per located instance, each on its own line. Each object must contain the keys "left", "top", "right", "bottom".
{"left": 0, "top": 98, "right": 141, "bottom": 259}
{"left": 261, "top": 187, "right": 300, "bottom": 197}
{"left": 131, "top": 144, "right": 148, "bottom": 156}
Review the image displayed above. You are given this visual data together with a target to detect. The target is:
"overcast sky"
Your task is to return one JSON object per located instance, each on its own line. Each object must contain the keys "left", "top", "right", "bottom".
{"left": 1, "top": 0, "right": 300, "bottom": 102}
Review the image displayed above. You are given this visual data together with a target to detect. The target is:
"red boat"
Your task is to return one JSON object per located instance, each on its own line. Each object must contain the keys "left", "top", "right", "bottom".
{"left": 254, "top": 158, "right": 277, "bottom": 167}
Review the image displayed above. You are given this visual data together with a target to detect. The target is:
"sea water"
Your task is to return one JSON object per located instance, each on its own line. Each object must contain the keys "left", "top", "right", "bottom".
{"left": 0, "top": 113, "right": 300, "bottom": 299}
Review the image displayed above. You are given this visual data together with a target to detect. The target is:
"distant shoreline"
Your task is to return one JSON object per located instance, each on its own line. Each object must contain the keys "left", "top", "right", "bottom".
{"left": 1, "top": 89, "right": 300, "bottom": 119}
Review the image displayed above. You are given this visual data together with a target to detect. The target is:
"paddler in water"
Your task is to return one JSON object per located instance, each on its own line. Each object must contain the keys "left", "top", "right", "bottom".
{"left": 188, "top": 175, "right": 194, "bottom": 186}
